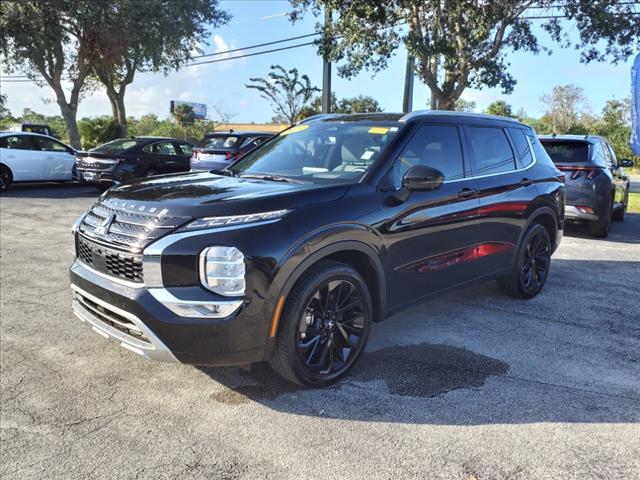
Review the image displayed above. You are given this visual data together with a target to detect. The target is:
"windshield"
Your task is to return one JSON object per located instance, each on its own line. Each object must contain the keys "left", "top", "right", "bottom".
{"left": 202, "top": 135, "right": 239, "bottom": 150}
{"left": 92, "top": 138, "right": 144, "bottom": 154}
{"left": 230, "top": 122, "right": 401, "bottom": 183}
{"left": 541, "top": 141, "right": 590, "bottom": 164}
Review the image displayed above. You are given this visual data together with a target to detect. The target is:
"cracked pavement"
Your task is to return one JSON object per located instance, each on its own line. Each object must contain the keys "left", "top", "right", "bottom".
{"left": 1, "top": 183, "right": 639, "bottom": 479}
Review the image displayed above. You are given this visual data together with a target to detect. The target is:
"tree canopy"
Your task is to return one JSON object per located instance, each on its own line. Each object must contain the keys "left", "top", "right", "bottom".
{"left": 246, "top": 65, "right": 319, "bottom": 124}
{"left": 485, "top": 100, "right": 514, "bottom": 117}
{"left": 299, "top": 93, "right": 383, "bottom": 118}
{"left": 290, "top": 0, "right": 640, "bottom": 110}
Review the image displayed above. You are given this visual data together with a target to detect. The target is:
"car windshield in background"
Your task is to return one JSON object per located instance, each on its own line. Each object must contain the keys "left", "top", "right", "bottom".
{"left": 541, "top": 141, "right": 590, "bottom": 164}
{"left": 202, "top": 136, "right": 239, "bottom": 150}
{"left": 91, "top": 139, "right": 143, "bottom": 154}
{"left": 230, "top": 122, "right": 401, "bottom": 183}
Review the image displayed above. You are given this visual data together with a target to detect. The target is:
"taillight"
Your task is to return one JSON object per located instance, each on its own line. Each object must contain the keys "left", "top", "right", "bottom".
{"left": 576, "top": 206, "right": 594, "bottom": 214}
{"left": 556, "top": 166, "right": 600, "bottom": 181}
{"left": 191, "top": 150, "right": 197, "bottom": 159}
{"left": 225, "top": 152, "right": 232, "bottom": 160}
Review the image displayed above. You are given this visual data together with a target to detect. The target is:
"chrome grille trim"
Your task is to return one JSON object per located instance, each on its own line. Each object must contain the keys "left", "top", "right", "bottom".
{"left": 77, "top": 200, "right": 188, "bottom": 252}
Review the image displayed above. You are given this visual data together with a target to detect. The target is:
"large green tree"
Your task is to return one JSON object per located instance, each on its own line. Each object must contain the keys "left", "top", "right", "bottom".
{"left": 246, "top": 65, "right": 319, "bottom": 124}
{"left": 87, "top": 0, "right": 229, "bottom": 136}
{"left": 1, "top": 0, "right": 108, "bottom": 147}
{"left": 291, "top": 1, "right": 640, "bottom": 110}
{"left": 486, "top": 100, "right": 514, "bottom": 117}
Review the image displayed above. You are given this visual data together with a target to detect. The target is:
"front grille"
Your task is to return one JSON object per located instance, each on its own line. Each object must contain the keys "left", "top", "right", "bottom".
{"left": 77, "top": 235, "right": 144, "bottom": 283}
{"left": 76, "top": 157, "right": 115, "bottom": 171}
{"left": 74, "top": 291, "right": 150, "bottom": 344}
{"left": 77, "top": 199, "right": 189, "bottom": 252}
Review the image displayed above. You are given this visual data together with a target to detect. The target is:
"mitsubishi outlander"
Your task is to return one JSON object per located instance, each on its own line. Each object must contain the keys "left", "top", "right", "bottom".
{"left": 70, "top": 112, "right": 565, "bottom": 386}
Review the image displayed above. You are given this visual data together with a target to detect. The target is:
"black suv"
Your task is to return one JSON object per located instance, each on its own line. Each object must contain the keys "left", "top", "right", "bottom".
{"left": 76, "top": 137, "right": 194, "bottom": 189}
{"left": 539, "top": 135, "right": 633, "bottom": 237}
{"left": 70, "top": 112, "right": 564, "bottom": 386}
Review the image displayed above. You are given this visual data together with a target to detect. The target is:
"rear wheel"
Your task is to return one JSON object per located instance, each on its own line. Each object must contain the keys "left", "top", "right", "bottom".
{"left": 612, "top": 189, "right": 628, "bottom": 222}
{"left": 0, "top": 165, "right": 12, "bottom": 192}
{"left": 497, "top": 224, "right": 552, "bottom": 299}
{"left": 588, "top": 198, "right": 612, "bottom": 237}
{"left": 269, "top": 260, "right": 372, "bottom": 386}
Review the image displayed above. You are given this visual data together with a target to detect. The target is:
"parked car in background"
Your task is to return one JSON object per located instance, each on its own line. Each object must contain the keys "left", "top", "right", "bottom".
{"left": 70, "top": 111, "right": 564, "bottom": 386}
{"left": 539, "top": 135, "right": 633, "bottom": 237}
{"left": 0, "top": 131, "right": 76, "bottom": 191}
{"left": 76, "top": 136, "right": 194, "bottom": 190}
{"left": 6, "top": 122, "right": 53, "bottom": 137}
{"left": 190, "top": 131, "right": 272, "bottom": 171}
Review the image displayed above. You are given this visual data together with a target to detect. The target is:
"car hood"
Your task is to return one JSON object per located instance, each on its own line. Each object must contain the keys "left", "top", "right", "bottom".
{"left": 101, "top": 171, "right": 349, "bottom": 219}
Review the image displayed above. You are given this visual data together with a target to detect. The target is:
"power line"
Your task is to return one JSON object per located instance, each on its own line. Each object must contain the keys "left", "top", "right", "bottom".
{"left": 192, "top": 32, "right": 320, "bottom": 59}
{"left": 186, "top": 41, "right": 316, "bottom": 67}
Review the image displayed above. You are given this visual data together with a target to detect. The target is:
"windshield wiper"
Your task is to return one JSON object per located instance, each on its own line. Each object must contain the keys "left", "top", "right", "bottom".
{"left": 240, "top": 173, "right": 304, "bottom": 184}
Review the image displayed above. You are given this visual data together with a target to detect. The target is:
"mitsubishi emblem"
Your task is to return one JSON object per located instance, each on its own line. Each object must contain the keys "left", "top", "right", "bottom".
{"left": 94, "top": 214, "right": 115, "bottom": 236}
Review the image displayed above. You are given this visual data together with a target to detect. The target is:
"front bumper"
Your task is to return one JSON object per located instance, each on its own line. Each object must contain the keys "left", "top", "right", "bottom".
{"left": 69, "top": 259, "right": 269, "bottom": 366}
{"left": 565, "top": 205, "right": 598, "bottom": 221}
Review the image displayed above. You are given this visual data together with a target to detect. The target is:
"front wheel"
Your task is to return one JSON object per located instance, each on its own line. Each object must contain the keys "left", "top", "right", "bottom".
{"left": 269, "top": 260, "right": 372, "bottom": 386}
{"left": 497, "top": 224, "right": 552, "bottom": 299}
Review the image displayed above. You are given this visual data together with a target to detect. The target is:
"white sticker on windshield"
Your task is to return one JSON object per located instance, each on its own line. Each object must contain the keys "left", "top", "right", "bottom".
{"left": 361, "top": 151, "right": 374, "bottom": 160}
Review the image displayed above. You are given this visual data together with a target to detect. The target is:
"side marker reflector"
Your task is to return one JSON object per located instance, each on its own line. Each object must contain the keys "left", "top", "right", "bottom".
{"left": 270, "top": 296, "right": 286, "bottom": 337}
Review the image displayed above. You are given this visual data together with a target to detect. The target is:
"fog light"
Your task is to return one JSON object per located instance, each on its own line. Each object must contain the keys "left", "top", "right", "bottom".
{"left": 199, "top": 246, "right": 245, "bottom": 296}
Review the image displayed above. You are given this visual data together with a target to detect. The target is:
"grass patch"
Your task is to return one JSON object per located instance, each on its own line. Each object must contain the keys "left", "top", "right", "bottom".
{"left": 628, "top": 192, "right": 640, "bottom": 213}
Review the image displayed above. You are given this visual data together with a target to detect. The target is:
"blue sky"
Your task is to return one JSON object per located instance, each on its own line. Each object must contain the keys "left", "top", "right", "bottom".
{"left": 2, "top": 0, "right": 636, "bottom": 122}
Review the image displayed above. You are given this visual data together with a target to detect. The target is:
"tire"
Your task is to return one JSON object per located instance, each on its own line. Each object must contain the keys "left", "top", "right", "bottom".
{"left": 0, "top": 165, "right": 13, "bottom": 192}
{"left": 612, "top": 189, "right": 628, "bottom": 222}
{"left": 497, "top": 223, "right": 552, "bottom": 299}
{"left": 269, "top": 260, "right": 373, "bottom": 387}
{"left": 588, "top": 198, "right": 612, "bottom": 238}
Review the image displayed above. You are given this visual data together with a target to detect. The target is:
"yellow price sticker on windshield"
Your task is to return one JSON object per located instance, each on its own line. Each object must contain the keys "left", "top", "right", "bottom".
{"left": 368, "top": 127, "right": 389, "bottom": 135}
{"left": 281, "top": 124, "right": 309, "bottom": 136}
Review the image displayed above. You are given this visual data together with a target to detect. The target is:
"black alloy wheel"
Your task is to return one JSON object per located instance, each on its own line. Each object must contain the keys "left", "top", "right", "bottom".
{"left": 520, "top": 228, "right": 551, "bottom": 295}
{"left": 297, "top": 279, "right": 367, "bottom": 376}
{"left": 497, "top": 223, "right": 551, "bottom": 299}
{"left": 269, "top": 260, "right": 372, "bottom": 386}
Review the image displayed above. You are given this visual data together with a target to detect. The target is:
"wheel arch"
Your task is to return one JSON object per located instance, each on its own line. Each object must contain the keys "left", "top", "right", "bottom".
{"left": 263, "top": 237, "right": 387, "bottom": 360}
{"left": 524, "top": 206, "right": 559, "bottom": 252}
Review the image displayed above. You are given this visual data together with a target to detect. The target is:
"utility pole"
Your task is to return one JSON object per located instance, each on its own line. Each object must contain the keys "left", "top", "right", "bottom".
{"left": 402, "top": 54, "right": 414, "bottom": 113}
{"left": 430, "top": 56, "right": 438, "bottom": 110}
{"left": 321, "top": 8, "right": 332, "bottom": 114}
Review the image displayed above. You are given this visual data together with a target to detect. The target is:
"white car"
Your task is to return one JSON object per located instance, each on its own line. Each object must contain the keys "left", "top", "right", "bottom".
{"left": 0, "top": 132, "right": 77, "bottom": 191}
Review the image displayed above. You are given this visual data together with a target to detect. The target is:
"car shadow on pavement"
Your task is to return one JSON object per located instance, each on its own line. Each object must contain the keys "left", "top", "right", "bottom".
{"left": 563, "top": 212, "right": 640, "bottom": 244}
{"left": 2, "top": 182, "right": 99, "bottom": 199}
{"left": 197, "top": 256, "right": 640, "bottom": 425}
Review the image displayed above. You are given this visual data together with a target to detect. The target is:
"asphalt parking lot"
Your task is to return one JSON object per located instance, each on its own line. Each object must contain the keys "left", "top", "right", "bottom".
{"left": 1, "top": 183, "right": 639, "bottom": 480}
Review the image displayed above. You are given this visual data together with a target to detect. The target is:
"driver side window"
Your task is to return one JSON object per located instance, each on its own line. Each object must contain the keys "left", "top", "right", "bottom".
{"left": 144, "top": 141, "right": 178, "bottom": 155}
{"left": 392, "top": 125, "right": 464, "bottom": 187}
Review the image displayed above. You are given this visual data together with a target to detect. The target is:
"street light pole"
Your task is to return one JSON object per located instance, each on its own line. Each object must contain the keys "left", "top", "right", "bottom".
{"left": 321, "top": 8, "right": 332, "bottom": 114}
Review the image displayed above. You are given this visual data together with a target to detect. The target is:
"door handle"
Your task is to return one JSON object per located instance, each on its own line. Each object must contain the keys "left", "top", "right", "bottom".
{"left": 519, "top": 177, "right": 533, "bottom": 187}
{"left": 457, "top": 187, "right": 478, "bottom": 199}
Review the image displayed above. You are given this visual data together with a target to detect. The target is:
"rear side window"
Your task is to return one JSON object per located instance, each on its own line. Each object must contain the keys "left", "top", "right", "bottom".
{"left": 392, "top": 124, "right": 464, "bottom": 186}
{"left": 176, "top": 142, "right": 193, "bottom": 155}
{"left": 466, "top": 127, "right": 515, "bottom": 175}
{"left": 144, "top": 141, "right": 178, "bottom": 155}
{"left": 508, "top": 128, "right": 534, "bottom": 168}
{"left": 540, "top": 141, "right": 589, "bottom": 164}
{"left": 591, "top": 142, "right": 608, "bottom": 167}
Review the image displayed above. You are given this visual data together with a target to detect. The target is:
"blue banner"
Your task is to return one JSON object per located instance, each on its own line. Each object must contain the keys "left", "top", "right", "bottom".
{"left": 632, "top": 53, "right": 640, "bottom": 155}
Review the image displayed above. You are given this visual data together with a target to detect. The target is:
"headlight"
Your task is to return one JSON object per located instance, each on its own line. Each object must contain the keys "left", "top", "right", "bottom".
{"left": 199, "top": 246, "right": 245, "bottom": 296}
{"left": 180, "top": 209, "right": 289, "bottom": 232}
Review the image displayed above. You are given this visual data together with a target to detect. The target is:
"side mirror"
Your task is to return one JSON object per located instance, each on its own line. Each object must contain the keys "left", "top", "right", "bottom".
{"left": 402, "top": 165, "right": 444, "bottom": 191}
{"left": 619, "top": 158, "right": 635, "bottom": 168}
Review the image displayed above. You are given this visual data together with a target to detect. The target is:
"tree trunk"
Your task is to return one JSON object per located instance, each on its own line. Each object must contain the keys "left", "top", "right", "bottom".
{"left": 53, "top": 89, "right": 81, "bottom": 149}
{"left": 115, "top": 92, "right": 128, "bottom": 137}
